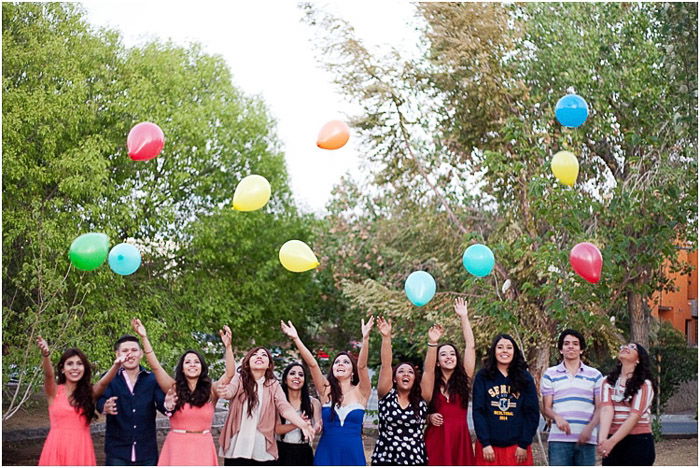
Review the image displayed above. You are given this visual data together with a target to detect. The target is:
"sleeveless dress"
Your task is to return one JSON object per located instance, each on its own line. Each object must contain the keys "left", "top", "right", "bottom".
{"left": 371, "top": 388, "right": 428, "bottom": 465}
{"left": 38, "top": 384, "right": 97, "bottom": 466}
{"left": 158, "top": 401, "right": 218, "bottom": 466}
{"left": 313, "top": 403, "right": 366, "bottom": 466}
{"left": 424, "top": 392, "right": 475, "bottom": 465}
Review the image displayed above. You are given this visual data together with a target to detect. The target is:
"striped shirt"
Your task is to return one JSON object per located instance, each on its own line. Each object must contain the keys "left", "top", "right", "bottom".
{"left": 541, "top": 362, "right": 603, "bottom": 444}
{"left": 600, "top": 378, "right": 654, "bottom": 435}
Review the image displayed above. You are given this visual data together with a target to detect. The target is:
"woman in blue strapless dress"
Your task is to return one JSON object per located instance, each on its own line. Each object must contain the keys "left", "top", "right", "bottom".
{"left": 281, "top": 317, "right": 374, "bottom": 466}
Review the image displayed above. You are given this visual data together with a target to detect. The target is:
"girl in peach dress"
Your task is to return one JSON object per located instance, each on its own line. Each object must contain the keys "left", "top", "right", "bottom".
{"left": 131, "top": 319, "right": 235, "bottom": 466}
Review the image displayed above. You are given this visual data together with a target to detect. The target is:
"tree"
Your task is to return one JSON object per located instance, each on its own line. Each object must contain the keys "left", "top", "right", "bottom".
{"left": 2, "top": 3, "right": 323, "bottom": 417}
{"left": 300, "top": 2, "right": 697, "bottom": 383}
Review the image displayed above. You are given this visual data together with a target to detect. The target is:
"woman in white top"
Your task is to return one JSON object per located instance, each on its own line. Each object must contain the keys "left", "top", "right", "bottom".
{"left": 281, "top": 317, "right": 374, "bottom": 466}
{"left": 275, "top": 362, "right": 322, "bottom": 465}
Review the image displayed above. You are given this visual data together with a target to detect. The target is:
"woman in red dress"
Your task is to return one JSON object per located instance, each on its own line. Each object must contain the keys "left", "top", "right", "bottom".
{"left": 422, "top": 298, "right": 476, "bottom": 465}
{"left": 37, "top": 336, "right": 128, "bottom": 466}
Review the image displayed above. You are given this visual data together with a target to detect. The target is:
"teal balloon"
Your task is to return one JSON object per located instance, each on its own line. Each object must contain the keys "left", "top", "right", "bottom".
{"left": 462, "top": 244, "right": 495, "bottom": 277}
{"left": 68, "top": 233, "right": 110, "bottom": 271}
{"left": 555, "top": 94, "right": 589, "bottom": 128}
{"left": 404, "top": 271, "right": 437, "bottom": 307}
{"left": 108, "top": 243, "right": 142, "bottom": 276}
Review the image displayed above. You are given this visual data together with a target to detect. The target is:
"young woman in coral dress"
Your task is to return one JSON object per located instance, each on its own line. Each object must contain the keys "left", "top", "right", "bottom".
{"left": 422, "top": 298, "right": 477, "bottom": 465}
{"left": 37, "top": 336, "right": 128, "bottom": 466}
{"left": 132, "top": 318, "right": 235, "bottom": 466}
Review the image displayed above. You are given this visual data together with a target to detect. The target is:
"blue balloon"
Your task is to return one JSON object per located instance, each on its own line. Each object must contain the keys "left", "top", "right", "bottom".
{"left": 462, "top": 244, "right": 495, "bottom": 277}
{"left": 404, "top": 271, "right": 436, "bottom": 307}
{"left": 555, "top": 94, "right": 589, "bottom": 128}
{"left": 108, "top": 243, "right": 141, "bottom": 276}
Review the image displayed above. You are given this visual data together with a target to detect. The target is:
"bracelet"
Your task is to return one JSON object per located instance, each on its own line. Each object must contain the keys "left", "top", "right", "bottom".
{"left": 144, "top": 349, "right": 154, "bottom": 354}
{"left": 42, "top": 352, "right": 49, "bottom": 357}
{"left": 427, "top": 343, "right": 438, "bottom": 347}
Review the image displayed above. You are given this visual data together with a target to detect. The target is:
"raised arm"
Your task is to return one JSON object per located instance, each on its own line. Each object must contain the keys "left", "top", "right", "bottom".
{"left": 376, "top": 317, "right": 393, "bottom": 399}
{"left": 36, "top": 336, "right": 56, "bottom": 399}
{"left": 131, "top": 318, "right": 176, "bottom": 392}
{"left": 213, "top": 325, "right": 235, "bottom": 396}
{"left": 93, "top": 352, "right": 131, "bottom": 399}
{"left": 421, "top": 324, "right": 444, "bottom": 401}
{"left": 357, "top": 316, "right": 374, "bottom": 401}
{"left": 454, "top": 298, "right": 475, "bottom": 378}
{"left": 281, "top": 320, "right": 329, "bottom": 403}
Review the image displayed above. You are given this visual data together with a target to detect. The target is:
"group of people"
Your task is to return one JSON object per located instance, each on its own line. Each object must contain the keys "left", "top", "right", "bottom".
{"left": 35, "top": 298, "right": 656, "bottom": 466}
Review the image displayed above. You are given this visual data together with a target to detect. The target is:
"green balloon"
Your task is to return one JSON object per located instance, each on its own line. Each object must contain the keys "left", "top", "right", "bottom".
{"left": 68, "top": 233, "right": 110, "bottom": 271}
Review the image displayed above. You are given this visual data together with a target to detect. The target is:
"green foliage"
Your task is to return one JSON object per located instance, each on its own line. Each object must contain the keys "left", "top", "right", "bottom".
{"left": 650, "top": 322, "right": 699, "bottom": 412}
{"left": 302, "top": 2, "right": 697, "bottom": 384}
{"left": 2, "top": 3, "right": 329, "bottom": 416}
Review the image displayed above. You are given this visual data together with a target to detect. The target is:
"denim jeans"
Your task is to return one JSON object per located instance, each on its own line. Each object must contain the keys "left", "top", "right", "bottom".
{"left": 548, "top": 442, "right": 596, "bottom": 466}
{"left": 106, "top": 455, "right": 158, "bottom": 466}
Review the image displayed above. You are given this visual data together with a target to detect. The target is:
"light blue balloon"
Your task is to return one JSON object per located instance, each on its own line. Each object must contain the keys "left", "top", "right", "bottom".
{"left": 462, "top": 244, "right": 495, "bottom": 277}
{"left": 404, "top": 271, "right": 437, "bottom": 307}
{"left": 108, "top": 243, "right": 141, "bottom": 276}
{"left": 555, "top": 94, "right": 589, "bottom": 128}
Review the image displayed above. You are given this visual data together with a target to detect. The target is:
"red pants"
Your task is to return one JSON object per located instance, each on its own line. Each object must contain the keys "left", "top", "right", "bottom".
{"left": 474, "top": 440, "right": 534, "bottom": 465}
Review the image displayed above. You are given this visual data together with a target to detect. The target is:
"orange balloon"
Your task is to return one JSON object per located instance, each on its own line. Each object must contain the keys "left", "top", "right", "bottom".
{"left": 316, "top": 120, "right": 350, "bottom": 150}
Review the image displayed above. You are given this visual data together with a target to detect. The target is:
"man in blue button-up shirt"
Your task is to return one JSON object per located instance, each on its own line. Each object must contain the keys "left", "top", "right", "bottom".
{"left": 97, "top": 335, "right": 166, "bottom": 465}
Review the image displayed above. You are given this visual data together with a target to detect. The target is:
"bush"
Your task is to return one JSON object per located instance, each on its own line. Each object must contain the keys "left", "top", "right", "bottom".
{"left": 650, "top": 322, "right": 698, "bottom": 412}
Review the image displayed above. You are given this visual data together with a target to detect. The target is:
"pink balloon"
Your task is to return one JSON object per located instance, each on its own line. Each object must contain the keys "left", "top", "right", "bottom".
{"left": 569, "top": 242, "right": 603, "bottom": 283}
{"left": 127, "top": 122, "right": 164, "bottom": 161}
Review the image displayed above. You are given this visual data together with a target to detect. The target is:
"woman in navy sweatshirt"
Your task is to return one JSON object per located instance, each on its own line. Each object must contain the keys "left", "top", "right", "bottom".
{"left": 472, "top": 334, "right": 540, "bottom": 465}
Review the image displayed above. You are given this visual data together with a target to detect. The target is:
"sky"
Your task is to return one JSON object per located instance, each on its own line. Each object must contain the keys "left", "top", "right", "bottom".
{"left": 83, "top": 1, "right": 421, "bottom": 214}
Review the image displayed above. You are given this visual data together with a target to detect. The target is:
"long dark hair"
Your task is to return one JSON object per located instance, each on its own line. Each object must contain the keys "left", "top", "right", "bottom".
{"left": 56, "top": 348, "right": 96, "bottom": 424}
{"left": 327, "top": 352, "right": 359, "bottom": 412}
{"left": 238, "top": 346, "right": 276, "bottom": 417}
{"left": 280, "top": 363, "right": 313, "bottom": 427}
{"left": 605, "top": 342, "right": 657, "bottom": 401}
{"left": 482, "top": 334, "right": 530, "bottom": 396}
{"left": 173, "top": 350, "right": 212, "bottom": 412}
{"left": 394, "top": 362, "right": 424, "bottom": 414}
{"left": 431, "top": 344, "right": 470, "bottom": 410}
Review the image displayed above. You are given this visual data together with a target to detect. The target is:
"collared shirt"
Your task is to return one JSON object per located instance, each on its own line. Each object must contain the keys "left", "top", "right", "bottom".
{"left": 541, "top": 361, "right": 602, "bottom": 444}
{"left": 600, "top": 378, "right": 653, "bottom": 435}
{"left": 97, "top": 367, "right": 166, "bottom": 462}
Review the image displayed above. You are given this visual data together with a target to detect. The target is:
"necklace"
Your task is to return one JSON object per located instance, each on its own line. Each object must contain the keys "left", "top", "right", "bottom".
{"left": 612, "top": 377, "right": 626, "bottom": 402}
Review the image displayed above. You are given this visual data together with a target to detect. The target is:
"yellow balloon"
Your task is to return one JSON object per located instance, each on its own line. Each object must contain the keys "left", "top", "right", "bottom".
{"left": 279, "top": 240, "right": 320, "bottom": 273}
{"left": 232, "top": 175, "right": 271, "bottom": 211}
{"left": 551, "top": 151, "right": 579, "bottom": 186}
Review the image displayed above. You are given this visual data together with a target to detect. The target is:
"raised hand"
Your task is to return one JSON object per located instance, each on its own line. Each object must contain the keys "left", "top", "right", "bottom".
{"left": 103, "top": 396, "right": 119, "bottom": 415}
{"left": 280, "top": 320, "right": 299, "bottom": 340}
{"left": 131, "top": 318, "right": 147, "bottom": 337}
{"left": 36, "top": 336, "right": 50, "bottom": 357}
{"left": 376, "top": 317, "right": 392, "bottom": 338}
{"left": 219, "top": 325, "right": 232, "bottom": 348}
{"left": 361, "top": 316, "right": 374, "bottom": 339}
{"left": 454, "top": 297, "right": 469, "bottom": 319}
{"left": 164, "top": 385, "right": 178, "bottom": 412}
{"left": 428, "top": 324, "right": 444, "bottom": 344}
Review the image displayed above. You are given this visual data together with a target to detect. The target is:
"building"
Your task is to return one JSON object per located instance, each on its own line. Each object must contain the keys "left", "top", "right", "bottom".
{"left": 649, "top": 246, "right": 698, "bottom": 346}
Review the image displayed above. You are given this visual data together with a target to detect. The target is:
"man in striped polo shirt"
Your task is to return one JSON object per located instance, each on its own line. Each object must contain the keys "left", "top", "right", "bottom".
{"left": 541, "top": 329, "right": 603, "bottom": 465}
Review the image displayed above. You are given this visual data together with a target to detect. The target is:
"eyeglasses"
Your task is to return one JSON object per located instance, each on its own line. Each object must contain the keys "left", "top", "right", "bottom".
{"left": 619, "top": 343, "right": 638, "bottom": 351}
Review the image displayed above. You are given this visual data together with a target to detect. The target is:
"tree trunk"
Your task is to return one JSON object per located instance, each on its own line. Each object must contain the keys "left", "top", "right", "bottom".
{"left": 628, "top": 289, "right": 651, "bottom": 347}
{"left": 530, "top": 341, "right": 551, "bottom": 392}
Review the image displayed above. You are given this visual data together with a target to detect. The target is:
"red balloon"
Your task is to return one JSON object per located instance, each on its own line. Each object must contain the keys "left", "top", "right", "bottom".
{"left": 127, "top": 122, "right": 164, "bottom": 161}
{"left": 569, "top": 242, "right": 603, "bottom": 283}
